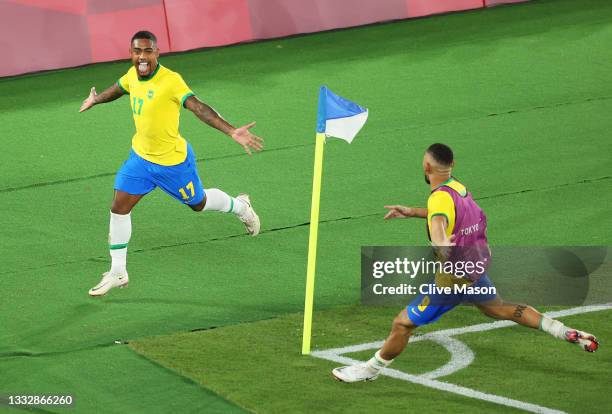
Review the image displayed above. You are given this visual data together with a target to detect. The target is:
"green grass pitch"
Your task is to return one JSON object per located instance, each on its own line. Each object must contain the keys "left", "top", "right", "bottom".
{"left": 1, "top": 0, "right": 611, "bottom": 412}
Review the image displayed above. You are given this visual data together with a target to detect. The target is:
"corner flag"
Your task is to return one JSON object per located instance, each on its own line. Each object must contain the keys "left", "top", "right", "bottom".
{"left": 316, "top": 86, "right": 369, "bottom": 143}
{"left": 302, "top": 86, "right": 368, "bottom": 355}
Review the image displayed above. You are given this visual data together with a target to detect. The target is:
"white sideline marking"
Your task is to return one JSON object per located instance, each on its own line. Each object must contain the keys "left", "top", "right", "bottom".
{"left": 312, "top": 303, "right": 612, "bottom": 414}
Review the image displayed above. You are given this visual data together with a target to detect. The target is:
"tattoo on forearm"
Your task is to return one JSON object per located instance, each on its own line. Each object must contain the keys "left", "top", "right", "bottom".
{"left": 95, "top": 85, "right": 124, "bottom": 104}
{"left": 513, "top": 304, "right": 527, "bottom": 318}
{"left": 192, "top": 100, "right": 234, "bottom": 135}
{"left": 195, "top": 102, "right": 219, "bottom": 124}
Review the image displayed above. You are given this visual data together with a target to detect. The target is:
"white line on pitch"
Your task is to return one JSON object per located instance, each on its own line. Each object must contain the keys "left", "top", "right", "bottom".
{"left": 311, "top": 303, "right": 611, "bottom": 414}
{"left": 314, "top": 303, "right": 612, "bottom": 356}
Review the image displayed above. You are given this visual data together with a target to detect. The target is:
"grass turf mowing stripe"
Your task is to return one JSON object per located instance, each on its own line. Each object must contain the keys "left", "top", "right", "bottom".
{"left": 2, "top": 93, "right": 610, "bottom": 194}
{"left": 0, "top": 345, "right": 245, "bottom": 414}
{"left": 0, "top": 143, "right": 312, "bottom": 194}
{"left": 1, "top": 175, "right": 610, "bottom": 278}
{"left": 130, "top": 306, "right": 612, "bottom": 414}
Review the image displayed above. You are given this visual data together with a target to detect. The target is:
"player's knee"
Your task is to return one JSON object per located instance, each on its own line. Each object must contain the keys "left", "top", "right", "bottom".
{"left": 392, "top": 315, "right": 415, "bottom": 337}
{"left": 110, "top": 202, "right": 132, "bottom": 215}
{"left": 188, "top": 196, "right": 206, "bottom": 212}
{"left": 189, "top": 200, "right": 205, "bottom": 212}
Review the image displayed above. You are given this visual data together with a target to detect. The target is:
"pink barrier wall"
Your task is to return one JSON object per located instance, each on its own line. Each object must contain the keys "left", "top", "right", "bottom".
{"left": 87, "top": 1, "right": 170, "bottom": 63}
{"left": 406, "top": 0, "right": 482, "bottom": 18}
{"left": 0, "top": 0, "right": 528, "bottom": 77}
{"left": 485, "top": 0, "right": 528, "bottom": 5}
{"left": 246, "top": 0, "right": 408, "bottom": 40}
{"left": 165, "top": 0, "right": 253, "bottom": 51}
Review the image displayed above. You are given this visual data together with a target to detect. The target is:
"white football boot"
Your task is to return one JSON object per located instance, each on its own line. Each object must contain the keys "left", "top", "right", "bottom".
{"left": 236, "top": 194, "right": 260, "bottom": 236}
{"left": 88, "top": 271, "right": 129, "bottom": 297}
{"left": 332, "top": 363, "right": 380, "bottom": 383}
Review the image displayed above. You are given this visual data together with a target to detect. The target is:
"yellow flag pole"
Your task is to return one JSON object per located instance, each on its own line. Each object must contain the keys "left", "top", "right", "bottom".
{"left": 302, "top": 132, "right": 326, "bottom": 355}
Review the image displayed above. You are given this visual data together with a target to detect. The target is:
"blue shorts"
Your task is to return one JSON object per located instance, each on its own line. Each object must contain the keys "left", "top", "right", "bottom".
{"left": 114, "top": 144, "right": 205, "bottom": 206}
{"left": 406, "top": 273, "right": 497, "bottom": 326}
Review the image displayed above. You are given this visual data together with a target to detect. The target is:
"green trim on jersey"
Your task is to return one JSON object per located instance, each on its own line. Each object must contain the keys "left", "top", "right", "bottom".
{"left": 446, "top": 180, "right": 467, "bottom": 197}
{"left": 116, "top": 80, "right": 128, "bottom": 94}
{"left": 228, "top": 198, "right": 234, "bottom": 213}
{"left": 181, "top": 92, "right": 195, "bottom": 108}
{"left": 434, "top": 177, "right": 455, "bottom": 190}
{"left": 434, "top": 177, "right": 468, "bottom": 197}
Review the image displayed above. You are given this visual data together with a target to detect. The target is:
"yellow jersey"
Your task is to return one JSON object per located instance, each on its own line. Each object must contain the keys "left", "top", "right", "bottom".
{"left": 117, "top": 64, "right": 194, "bottom": 166}
{"left": 426, "top": 178, "right": 467, "bottom": 237}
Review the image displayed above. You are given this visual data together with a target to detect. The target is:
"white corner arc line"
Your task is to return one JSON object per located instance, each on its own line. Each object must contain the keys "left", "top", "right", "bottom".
{"left": 417, "top": 335, "right": 474, "bottom": 379}
{"left": 311, "top": 303, "right": 612, "bottom": 414}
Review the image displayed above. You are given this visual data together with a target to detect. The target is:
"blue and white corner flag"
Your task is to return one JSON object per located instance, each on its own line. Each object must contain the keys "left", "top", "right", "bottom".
{"left": 316, "top": 86, "right": 368, "bottom": 143}
{"left": 303, "top": 86, "right": 368, "bottom": 355}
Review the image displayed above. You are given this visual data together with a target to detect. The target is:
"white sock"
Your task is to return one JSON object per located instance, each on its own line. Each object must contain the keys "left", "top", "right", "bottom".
{"left": 109, "top": 212, "right": 131, "bottom": 274}
{"left": 365, "top": 350, "right": 393, "bottom": 372}
{"left": 202, "top": 188, "right": 246, "bottom": 216}
{"left": 540, "top": 316, "right": 567, "bottom": 340}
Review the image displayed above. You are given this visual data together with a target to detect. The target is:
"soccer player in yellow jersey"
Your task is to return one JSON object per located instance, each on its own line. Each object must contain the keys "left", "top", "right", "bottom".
{"left": 79, "top": 31, "right": 263, "bottom": 296}
{"left": 333, "top": 143, "right": 599, "bottom": 382}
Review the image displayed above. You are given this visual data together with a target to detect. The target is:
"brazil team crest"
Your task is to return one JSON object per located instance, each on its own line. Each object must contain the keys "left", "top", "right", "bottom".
{"left": 147, "top": 90, "right": 154, "bottom": 100}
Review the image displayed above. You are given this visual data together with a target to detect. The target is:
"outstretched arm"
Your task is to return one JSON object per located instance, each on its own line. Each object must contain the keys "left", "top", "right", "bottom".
{"left": 79, "top": 84, "right": 124, "bottom": 112}
{"left": 184, "top": 95, "right": 263, "bottom": 156}
{"left": 384, "top": 205, "right": 427, "bottom": 219}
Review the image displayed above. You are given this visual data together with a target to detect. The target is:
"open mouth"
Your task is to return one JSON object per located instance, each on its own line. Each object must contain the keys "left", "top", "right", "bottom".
{"left": 138, "top": 62, "right": 149, "bottom": 75}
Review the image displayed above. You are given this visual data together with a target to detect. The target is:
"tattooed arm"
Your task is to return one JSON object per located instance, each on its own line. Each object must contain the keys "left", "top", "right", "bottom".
{"left": 183, "top": 95, "right": 263, "bottom": 156}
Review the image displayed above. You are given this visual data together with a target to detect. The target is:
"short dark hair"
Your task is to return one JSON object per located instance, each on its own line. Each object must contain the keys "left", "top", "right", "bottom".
{"left": 426, "top": 143, "right": 454, "bottom": 166}
{"left": 131, "top": 31, "right": 157, "bottom": 46}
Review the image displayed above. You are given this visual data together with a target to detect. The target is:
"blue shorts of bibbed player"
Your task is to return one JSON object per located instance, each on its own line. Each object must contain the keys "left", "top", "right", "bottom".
{"left": 406, "top": 273, "right": 497, "bottom": 326}
{"left": 114, "top": 144, "right": 205, "bottom": 206}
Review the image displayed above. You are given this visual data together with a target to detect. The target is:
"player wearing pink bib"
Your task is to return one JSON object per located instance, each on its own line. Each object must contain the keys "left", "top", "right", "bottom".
{"left": 333, "top": 143, "right": 599, "bottom": 383}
